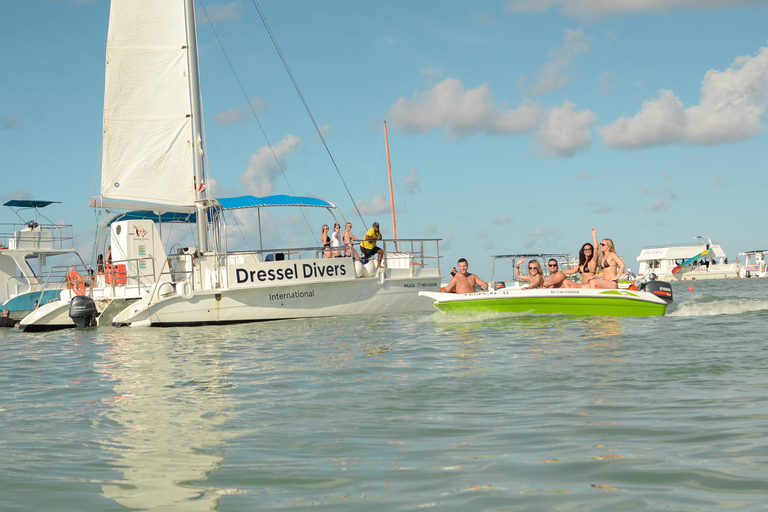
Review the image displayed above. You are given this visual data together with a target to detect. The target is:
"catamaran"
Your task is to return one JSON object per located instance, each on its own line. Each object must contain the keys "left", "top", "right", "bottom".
{"left": 21, "top": 0, "right": 441, "bottom": 330}
{"left": 636, "top": 236, "right": 740, "bottom": 281}
{"left": 420, "top": 254, "right": 673, "bottom": 317}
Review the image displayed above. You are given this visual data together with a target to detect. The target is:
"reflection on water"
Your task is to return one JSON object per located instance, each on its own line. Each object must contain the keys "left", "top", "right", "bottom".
{"left": 94, "top": 329, "right": 233, "bottom": 510}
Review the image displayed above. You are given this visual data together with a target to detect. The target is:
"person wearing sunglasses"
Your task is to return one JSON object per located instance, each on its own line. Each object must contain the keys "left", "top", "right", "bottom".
{"left": 543, "top": 259, "right": 566, "bottom": 288}
{"left": 515, "top": 258, "right": 543, "bottom": 290}
{"left": 562, "top": 228, "right": 599, "bottom": 288}
{"left": 588, "top": 237, "right": 626, "bottom": 289}
{"left": 443, "top": 258, "right": 488, "bottom": 294}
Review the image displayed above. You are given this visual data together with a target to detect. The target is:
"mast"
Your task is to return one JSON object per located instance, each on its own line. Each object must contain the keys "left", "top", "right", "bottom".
{"left": 384, "top": 121, "right": 397, "bottom": 239}
{"left": 184, "top": 0, "right": 208, "bottom": 252}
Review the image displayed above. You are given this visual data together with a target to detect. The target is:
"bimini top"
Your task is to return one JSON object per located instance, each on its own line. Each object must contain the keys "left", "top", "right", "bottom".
{"left": 106, "top": 211, "right": 197, "bottom": 226}
{"left": 215, "top": 195, "right": 335, "bottom": 210}
{"left": 4, "top": 200, "right": 61, "bottom": 209}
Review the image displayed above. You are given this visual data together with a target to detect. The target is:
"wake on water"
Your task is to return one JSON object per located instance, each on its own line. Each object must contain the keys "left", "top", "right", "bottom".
{"left": 668, "top": 294, "right": 768, "bottom": 316}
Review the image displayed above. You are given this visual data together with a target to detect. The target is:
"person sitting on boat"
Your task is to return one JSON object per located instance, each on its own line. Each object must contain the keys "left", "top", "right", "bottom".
{"left": 343, "top": 222, "right": 360, "bottom": 259}
{"left": 562, "top": 229, "right": 599, "bottom": 288}
{"left": 443, "top": 258, "right": 488, "bottom": 294}
{"left": 0, "top": 308, "right": 19, "bottom": 328}
{"left": 588, "top": 237, "right": 626, "bottom": 289}
{"left": 331, "top": 223, "right": 342, "bottom": 257}
{"left": 516, "top": 258, "right": 543, "bottom": 290}
{"left": 543, "top": 259, "right": 566, "bottom": 288}
{"left": 361, "top": 221, "right": 384, "bottom": 269}
{"left": 321, "top": 224, "right": 332, "bottom": 258}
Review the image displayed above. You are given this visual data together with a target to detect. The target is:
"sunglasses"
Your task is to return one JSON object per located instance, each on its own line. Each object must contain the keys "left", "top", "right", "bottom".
{"left": 528, "top": 266, "right": 537, "bottom": 270}
{"left": 548, "top": 263, "right": 558, "bottom": 267}
{"left": 600, "top": 243, "right": 607, "bottom": 247}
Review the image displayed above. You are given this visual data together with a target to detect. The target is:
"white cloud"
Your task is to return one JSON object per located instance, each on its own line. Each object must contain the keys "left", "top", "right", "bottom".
{"left": 645, "top": 199, "right": 672, "bottom": 212}
{"left": 355, "top": 193, "right": 390, "bottom": 215}
{"left": 528, "top": 28, "right": 591, "bottom": 96}
{"left": 505, "top": 0, "right": 764, "bottom": 21}
{"left": 0, "top": 190, "right": 33, "bottom": 203}
{"left": 239, "top": 134, "right": 301, "bottom": 196}
{"left": 213, "top": 108, "right": 249, "bottom": 126}
{"left": 424, "top": 224, "right": 438, "bottom": 234}
{"left": 492, "top": 216, "right": 511, "bottom": 225}
{"left": 599, "top": 46, "right": 768, "bottom": 149}
{"left": 1, "top": 115, "right": 24, "bottom": 130}
{"left": 525, "top": 227, "right": 558, "bottom": 248}
{"left": 387, "top": 78, "right": 541, "bottom": 138}
{"left": 402, "top": 168, "right": 421, "bottom": 194}
{"left": 585, "top": 200, "right": 615, "bottom": 214}
{"left": 532, "top": 100, "right": 597, "bottom": 157}
{"left": 421, "top": 68, "right": 444, "bottom": 85}
{"left": 202, "top": 2, "right": 241, "bottom": 23}
{"left": 599, "top": 71, "right": 618, "bottom": 93}
{"left": 441, "top": 233, "right": 455, "bottom": 251}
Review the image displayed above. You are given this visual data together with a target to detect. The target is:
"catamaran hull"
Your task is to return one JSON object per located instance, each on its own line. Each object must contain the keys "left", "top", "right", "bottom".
{"left": 112, "top": 275, "right": 441, "bottom": 327}
{"left": 18, "top": 297, "right": 138, "bottom": 332}
{"left": 419, "top": 288, "right": 669, "bottom": 317}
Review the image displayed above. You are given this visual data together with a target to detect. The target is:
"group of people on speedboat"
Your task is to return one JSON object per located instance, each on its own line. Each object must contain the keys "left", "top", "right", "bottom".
{"left": 444, "top": 229, "right": 626, "bottom": 294}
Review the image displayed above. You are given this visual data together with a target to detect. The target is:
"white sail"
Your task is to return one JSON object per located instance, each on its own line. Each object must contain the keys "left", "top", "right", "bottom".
{"left": 100, "top": 0, "right": 198, "bottom": 209}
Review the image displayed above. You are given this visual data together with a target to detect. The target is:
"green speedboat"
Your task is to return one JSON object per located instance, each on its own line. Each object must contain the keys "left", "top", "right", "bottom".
{"left": 419, "top": 283, "right": 672, "bottom": 317}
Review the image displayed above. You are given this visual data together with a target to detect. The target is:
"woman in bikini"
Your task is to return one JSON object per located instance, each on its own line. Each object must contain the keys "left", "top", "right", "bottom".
{"left": 588, "top": 237, "right": 626, "bottom": 289}
{"left": 343, "top": 222, "right": 359, "bottom": 259}
{"left": 321, "top": 224, "right": 331, "bottom": 258}
{"left": 562, "top": 228, "right": 599, "bottom": 288}
{"left": 515, "top": 258, "right": 544, "bottom": 290}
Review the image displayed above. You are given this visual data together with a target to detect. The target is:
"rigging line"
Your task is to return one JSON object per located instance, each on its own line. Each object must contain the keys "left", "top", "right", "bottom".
{"left": 393, "top": 173, "right": 418, "bottom": 239}
{"left": 196, "top": 0, "right": 317, "bottom": 244}
{"left": 249, "top": 0, "right": 366, "bottom": 227}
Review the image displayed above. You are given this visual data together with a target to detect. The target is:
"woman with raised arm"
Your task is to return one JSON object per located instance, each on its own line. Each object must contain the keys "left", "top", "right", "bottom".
{"left": 515, "top": 258, "right": 544, "bottom": 290}
{"left": 562, "top": 228, "right": 599, "bottom": 288}
{"left": 588, "top": 236, "right": 626, "bottom": 289}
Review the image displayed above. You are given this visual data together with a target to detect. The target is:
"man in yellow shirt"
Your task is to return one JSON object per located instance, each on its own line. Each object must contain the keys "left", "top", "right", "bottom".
{"left": 360, "top": 221, "right": 384, "bottom": 268}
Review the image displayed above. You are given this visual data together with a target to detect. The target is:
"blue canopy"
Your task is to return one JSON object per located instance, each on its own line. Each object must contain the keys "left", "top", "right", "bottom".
{"left": 4, "top": 200, "right": 60, "bottom": 208}
{"left": 106, "top": 211, "right": 197, "bottom": 226}
{"left": 216, "top": 195, "right": 335, "bottom": 210}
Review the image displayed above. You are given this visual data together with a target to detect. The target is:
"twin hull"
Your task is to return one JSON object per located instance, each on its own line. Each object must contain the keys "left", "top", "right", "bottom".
{"left": 113, "top": 273, "right": 441, "bottom": 326}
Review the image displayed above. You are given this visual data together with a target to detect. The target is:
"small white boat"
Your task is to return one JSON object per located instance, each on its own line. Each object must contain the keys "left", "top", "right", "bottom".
{"left": 738, "top": 250, "right": 768, "bottom": 278}
{"left": 636, "top": 236, "right": 740, "bottom": 281}
{"left": 422, "top": 254, "right": 673, "bottom": 317}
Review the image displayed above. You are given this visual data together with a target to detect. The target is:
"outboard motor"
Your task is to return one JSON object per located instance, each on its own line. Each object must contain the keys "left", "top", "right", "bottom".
{"left": 638, "top": 280, "right": 673, "bottom": 304}
{"left": 69, "top": 295, "right": 98, "bottom": 328}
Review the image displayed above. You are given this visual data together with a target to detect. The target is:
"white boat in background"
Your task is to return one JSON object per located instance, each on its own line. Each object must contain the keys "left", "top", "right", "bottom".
{"left": 738, "top": 250, "right": 768, "bottom": 278}
{"left": 23, "top": 0, "right": 441, "bottom": 330}
{"left": 636, "top": 236, "right": 740, "bottom": 281}
{"left": 0, "top": 200, "right": 86, "bottom": 321}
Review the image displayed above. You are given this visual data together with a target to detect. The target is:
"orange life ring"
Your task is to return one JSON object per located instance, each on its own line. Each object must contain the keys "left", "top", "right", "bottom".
{"left": 66, "top": 269, "right": 86, "bottom": 296}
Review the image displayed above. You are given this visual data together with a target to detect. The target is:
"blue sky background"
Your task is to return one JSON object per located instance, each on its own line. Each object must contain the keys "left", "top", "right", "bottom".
{"left": 2, "top": 0, "right": 768, "bottom": 279}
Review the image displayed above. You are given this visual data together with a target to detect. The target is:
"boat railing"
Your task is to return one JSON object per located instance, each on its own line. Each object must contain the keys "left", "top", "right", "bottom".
{"left": 220, "top": 238, "right": 441, "bottom": 268}
{"left": 640, "top": 241, "right": 719, "bottom": 250}
{"left": 0, "top": 222, "right": 75, "bottom": 251}
{"left": 35, "top": 264, "right": 94, "bottom": 307}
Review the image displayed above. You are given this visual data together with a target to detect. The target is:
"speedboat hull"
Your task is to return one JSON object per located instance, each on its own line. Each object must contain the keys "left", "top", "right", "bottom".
{"left": 419, "top": 287, "right": 669, "bottom": 317}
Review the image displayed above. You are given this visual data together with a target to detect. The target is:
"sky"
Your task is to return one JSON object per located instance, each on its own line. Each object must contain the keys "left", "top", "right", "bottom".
{"left": 2, "top": 0, "right": 768, "bottom": 279}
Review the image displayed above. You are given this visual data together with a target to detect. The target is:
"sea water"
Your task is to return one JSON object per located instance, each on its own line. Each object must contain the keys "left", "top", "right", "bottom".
{"left": 1, "top": 278, "right": 768, "bottom": 510}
